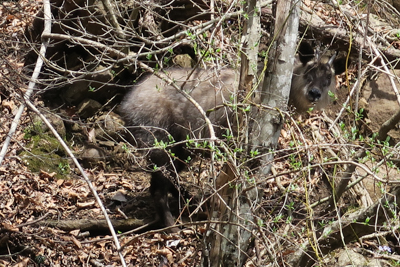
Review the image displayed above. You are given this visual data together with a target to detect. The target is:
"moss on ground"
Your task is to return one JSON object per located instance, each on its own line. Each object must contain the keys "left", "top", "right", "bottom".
{"left": 19, "top": 120, "right": 70, "bottom": 178}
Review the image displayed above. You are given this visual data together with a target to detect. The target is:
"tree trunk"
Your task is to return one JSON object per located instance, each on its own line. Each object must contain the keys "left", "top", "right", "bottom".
{"left": 202, "top": 1, "right": 300, "bottom": 266}
{"left": 202, "top": 1, "right": 261, "bottom": 266}
{"left": 251, "top": 0, "right": 300, "bottom": 175}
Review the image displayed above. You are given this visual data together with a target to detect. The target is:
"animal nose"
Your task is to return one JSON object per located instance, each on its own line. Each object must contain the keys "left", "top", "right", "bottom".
{"left": 308, "top": 88, "right": 321, "bottom": 102}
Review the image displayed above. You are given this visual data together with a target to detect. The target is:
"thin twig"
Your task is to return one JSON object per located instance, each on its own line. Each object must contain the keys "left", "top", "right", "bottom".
{"left": 101, "top": 0, "right": 126, "bottom": 40}
{"left": 0, "top": 0, "right": 51, "bottom": 165}
{"left": 367, "top": 37, "right": 400, "bottom": 106}
{"left": 329, "top": 56, "right": 378, "bottom": 131}
{"left": 17, "top": 212, "right": 52, "bottom": 228}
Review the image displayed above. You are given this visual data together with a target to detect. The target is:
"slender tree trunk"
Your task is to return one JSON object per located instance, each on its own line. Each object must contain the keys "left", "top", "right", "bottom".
{"left": 252, "top": 0, "right": 300, "bottom": 176}
{"left": 202, "top": 1, "right": 261, "bottom": 266}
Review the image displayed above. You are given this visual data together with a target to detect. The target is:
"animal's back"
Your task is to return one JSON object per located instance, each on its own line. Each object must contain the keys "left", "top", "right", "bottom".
{"left": 120, "top": 68, "right": 238, "bottom": 144}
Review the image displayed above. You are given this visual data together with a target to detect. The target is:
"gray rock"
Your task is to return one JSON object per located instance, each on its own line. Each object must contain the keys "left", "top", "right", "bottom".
{"left": 94, "top": 112, "right": 125, "bottom": 141}
{"left": 79, "top": 143, "right": 107, "bottom": 168}
{"left": 77, "top": 99, "right": 102, "bottom": 119}
{"left": 173, "top": 54, "right": 195, "bottom": 68}
{"left": 363, "top": 69, "right": 400, "bottom": 141}
{"left": 337, "top": 249, "right": 367, "bottom": 266}
{"left": 33, "top": 112, "right": 66, "bottom": 138}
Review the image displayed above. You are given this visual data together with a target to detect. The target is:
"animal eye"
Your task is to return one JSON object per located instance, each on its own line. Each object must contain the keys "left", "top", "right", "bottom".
{"left": 306, "top": 74, "right": 313, "bottom": 83}
{"left": 323, "top": 78, "right": 331, "bottom": 87}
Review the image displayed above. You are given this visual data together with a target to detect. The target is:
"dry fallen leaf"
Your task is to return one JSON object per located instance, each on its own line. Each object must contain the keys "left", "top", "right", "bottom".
{"left": 2, "top": 99, "right": 15, "bottom": 111}
{"left": 156, "top": 248, "right": 174, "bottom": 264}
{"left": 70, "top": 229, "right": 80, "bottom": 236}
{"left": 71, "top": 235, "right": 82, "bottom": 249}
{"left": 2, "top": 222, "right": 19, "bottom": 232}
{"left": 12, "top": 257, "right": 30, "bottom": 267}
{"left": 39, "top": 170, "right": 57, "bottom": 179}
{"left": 76, "top": 201, "right": 95, "bottom": 208}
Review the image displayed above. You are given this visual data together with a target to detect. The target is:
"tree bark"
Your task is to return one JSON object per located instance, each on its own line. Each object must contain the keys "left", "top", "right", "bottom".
{"left": 251, "top": 0, "right": 300, "bottom": 175}
{"left": 202, "top": 1, "right": 261, "bottom": 266}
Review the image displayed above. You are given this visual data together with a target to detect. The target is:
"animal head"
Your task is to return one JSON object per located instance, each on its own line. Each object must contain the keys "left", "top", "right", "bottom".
{"left": 290, "top": 42, "right": 348, "bottom": 113}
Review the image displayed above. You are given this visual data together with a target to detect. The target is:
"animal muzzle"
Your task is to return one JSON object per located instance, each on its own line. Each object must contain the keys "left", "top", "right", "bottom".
{"left": 307, "top": 88, "right": 322, "bottom": 102}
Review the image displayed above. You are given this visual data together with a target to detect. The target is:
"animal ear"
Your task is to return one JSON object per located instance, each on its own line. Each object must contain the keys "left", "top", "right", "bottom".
{"left": 298, "top": 42, "right": 315, "bottom": 65}
{"left": 333, "top": 57, "right": 350, "bottom": 75}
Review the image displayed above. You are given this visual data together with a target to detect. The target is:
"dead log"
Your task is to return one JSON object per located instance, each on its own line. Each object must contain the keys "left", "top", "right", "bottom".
{"left": 37, "top": 218, "right": 145, "bottom": 233}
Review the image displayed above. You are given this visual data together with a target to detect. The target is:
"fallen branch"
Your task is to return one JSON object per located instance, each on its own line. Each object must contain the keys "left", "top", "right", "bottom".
{"left": 37, "top": 218, "right": 145, "bottom": 232}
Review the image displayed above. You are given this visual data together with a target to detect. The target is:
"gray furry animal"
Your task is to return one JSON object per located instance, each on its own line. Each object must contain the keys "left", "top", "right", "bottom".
{"left": 119, "top": 43, "right": 348, "bottom": 230}
{"left": 120, "top": 68, "right": 237, "bottom": 230}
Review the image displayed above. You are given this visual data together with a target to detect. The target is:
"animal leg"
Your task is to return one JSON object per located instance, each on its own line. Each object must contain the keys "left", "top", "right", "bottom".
{"left": 150, "top": 171, "right": 178, "bottom": 231}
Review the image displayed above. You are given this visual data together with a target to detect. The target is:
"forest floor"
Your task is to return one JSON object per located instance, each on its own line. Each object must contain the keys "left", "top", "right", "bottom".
{"left": 0, "top": 1, "right": 204, "bottom": 266}
{"left": 1, "top": 1, "right": 400, "bottom": 267}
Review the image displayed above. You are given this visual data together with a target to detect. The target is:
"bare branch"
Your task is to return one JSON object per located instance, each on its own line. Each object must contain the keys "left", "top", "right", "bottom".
{"left": 0, "top": 0, "right": 51, "bottom": 165}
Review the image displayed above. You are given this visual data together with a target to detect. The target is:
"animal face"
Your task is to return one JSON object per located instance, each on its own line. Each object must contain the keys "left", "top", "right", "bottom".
{"left": 290, "top": 42, "right": 348, "bottom": 112}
